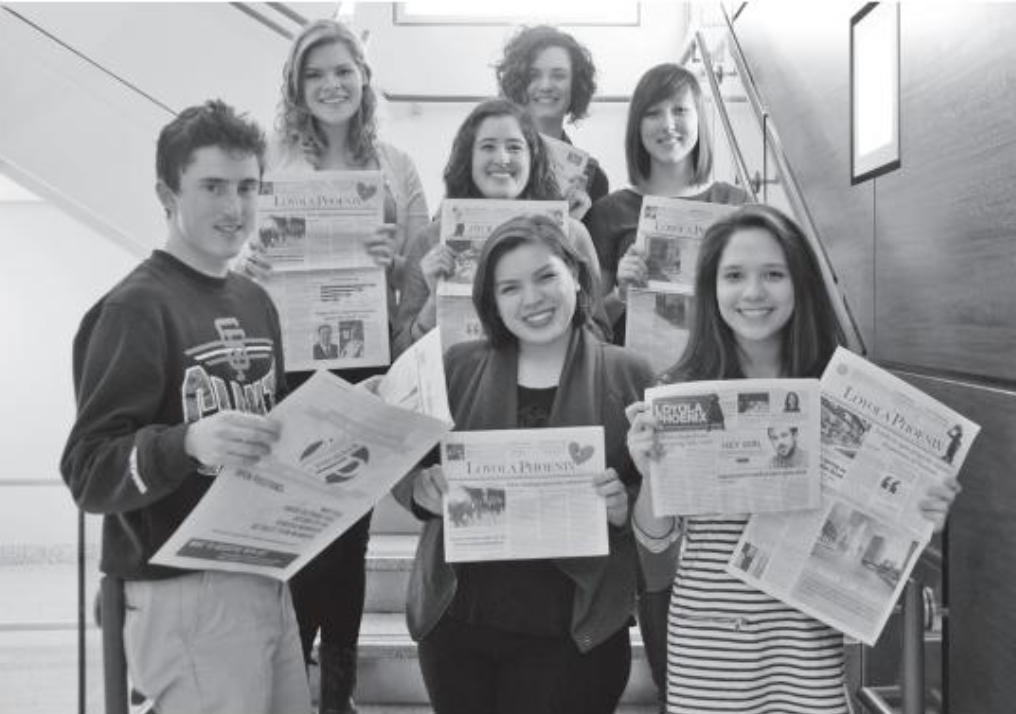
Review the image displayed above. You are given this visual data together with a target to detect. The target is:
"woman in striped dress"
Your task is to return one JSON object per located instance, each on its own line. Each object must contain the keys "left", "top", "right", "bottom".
{"left": 625, "top": 205, "right": 960, "bottom": 713}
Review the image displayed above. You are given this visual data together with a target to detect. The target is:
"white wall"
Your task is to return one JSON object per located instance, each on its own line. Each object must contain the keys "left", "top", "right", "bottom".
{"left": 0, "top": 196, "right": 137, "bottom": 547}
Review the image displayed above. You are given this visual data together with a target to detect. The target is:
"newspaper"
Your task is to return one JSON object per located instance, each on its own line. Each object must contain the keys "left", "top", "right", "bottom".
{"left": 151, "top": 371, "right": 451, "bottom": 580}
{"left": 624, "top": 286, "right": 694, "bottom": 373}
{"left": 441, "top": 427, "right": 609, "bottom": 562}
{"left": 646, "top": 379, "right": 821, "bottom": 516}
{"left": 437, "top": 199, "right": 569, "bottom": 296}
{"left": 634, "top": 196, "right": 736, "bottom": 293}
{"left": 727, "top": 347, "right": 980, "bottom": 644}
{"left": 541, "top": 133, "right": 590, "bottom": 192}
{"left": 436, "top": 293, "right": 483, "bottom": 353}
{"left": 376, "top": 328, "right": 453, "bottom": 425}
{"left": 257, "top": 170, "right": 383, "bottom": 272}
{"left": 264, "top": 267, "right": 390, "bottom": 372}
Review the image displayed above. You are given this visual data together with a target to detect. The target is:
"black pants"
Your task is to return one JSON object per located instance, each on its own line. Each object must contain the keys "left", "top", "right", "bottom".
{"left": 638, "top": 588, "right": 671, "bottom": 710}
{"left": 418, "top": 615, "right": 631, "bottom": 714}
{"left": 289, "top": 511, "right": 373, "bottom": 662}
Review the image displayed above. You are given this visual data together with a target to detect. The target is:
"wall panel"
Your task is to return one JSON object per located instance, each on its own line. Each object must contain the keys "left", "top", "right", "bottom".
{"left": 876, "top": 5, "right": 1016, "bottom": 381}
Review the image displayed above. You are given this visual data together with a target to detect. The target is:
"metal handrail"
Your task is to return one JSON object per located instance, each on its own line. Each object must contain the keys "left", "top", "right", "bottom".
{"left": 716, "top": 7, "right": 867, "bottom": 356}
{"left": 694, "top": 31, "right": 759, "bottom": 203}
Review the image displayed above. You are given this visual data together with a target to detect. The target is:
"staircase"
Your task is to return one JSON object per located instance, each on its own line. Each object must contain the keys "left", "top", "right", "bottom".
{"left": 331, "top": 494, "right": 660, "bottom": 712}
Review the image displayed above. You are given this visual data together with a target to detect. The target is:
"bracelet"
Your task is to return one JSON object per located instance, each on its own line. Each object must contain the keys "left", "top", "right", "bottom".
{"left": 631, "top": 513, "right": 677, "bottom": 543}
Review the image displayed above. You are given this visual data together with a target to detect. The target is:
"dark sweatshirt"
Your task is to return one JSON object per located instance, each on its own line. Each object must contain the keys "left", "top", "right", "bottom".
{"left": 61, "top": 250, "right": 287, "bottom": 580}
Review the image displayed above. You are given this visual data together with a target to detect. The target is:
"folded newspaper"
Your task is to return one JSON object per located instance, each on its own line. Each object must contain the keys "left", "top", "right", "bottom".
{"left": 151, "top": 370, "right": 451, "bottom": 580}
{"left": 645, "top": 379, "right": 821, "bottom": 516}
{"left": 441, "top": 427, "right": 608, "bottom": 562}
{"left": 727, "top": 347, "right": 980, "bottom": 644}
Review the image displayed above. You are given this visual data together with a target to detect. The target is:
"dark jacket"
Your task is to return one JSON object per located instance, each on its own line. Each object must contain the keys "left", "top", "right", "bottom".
{"left": 395, "top": 327, "right": 654, "bottom": 652}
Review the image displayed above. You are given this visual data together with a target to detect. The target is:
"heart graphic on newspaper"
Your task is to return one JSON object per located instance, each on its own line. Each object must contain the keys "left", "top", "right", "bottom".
{"left": 568, "top": 442, "right": 595, "bottom": 465}
{"left": 356, "top": 182, "right": 378, "bottom": 201}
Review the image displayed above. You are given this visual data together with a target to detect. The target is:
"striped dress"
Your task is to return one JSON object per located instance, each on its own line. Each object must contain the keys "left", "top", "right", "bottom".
{"left": 667, "top": 515, "right": 850, "bottom": 714}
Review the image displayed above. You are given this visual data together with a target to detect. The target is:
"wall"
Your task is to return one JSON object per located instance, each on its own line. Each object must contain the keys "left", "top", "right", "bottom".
{"left": 735, "top": 3, "right": 1016, "bottom": 711}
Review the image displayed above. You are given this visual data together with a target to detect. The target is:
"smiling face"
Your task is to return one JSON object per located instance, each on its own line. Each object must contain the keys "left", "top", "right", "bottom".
{"left": 160, "top": 146, "right": 260, "bottom": 276}
{"left": 716, "top": 227, "right": 795, "bottom": 353}
{"left": 493, "top": 241, "right": 578, "bottom": 349}
{"left": 302, "top": 40, "right": 364, "bottom": 128}
{"left": 525, "top": 45, "right": 573, "bottom": 127}
{"left": 471, "top": 115, "right": 532, "bottom": 199}
{"left": 640, "top": 86, "right": 699, "bottom": 171}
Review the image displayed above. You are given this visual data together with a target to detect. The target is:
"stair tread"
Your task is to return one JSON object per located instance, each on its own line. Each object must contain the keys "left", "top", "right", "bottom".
{"left": 359, "top": 612, "right": 647, "bottom": 654}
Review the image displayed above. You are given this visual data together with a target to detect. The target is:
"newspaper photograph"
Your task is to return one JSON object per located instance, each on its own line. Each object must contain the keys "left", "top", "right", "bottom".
{"left": 376, "top": 328, "right": 453, "bottom": 425}
{"left": 624, "top": 286, "right": 694, "bottom": 373}
{"left": 634, "top": 196, "right": 736, "bottom": 293}
{"left": 541, "top": 133, "right": 589, "bottom": 193}
{"left": 436, "top": 292, "right": 484, "bottom": 353}
{"left": 257, "top": 170, "right": 384, "bottom": 272}
{"left": 437, "top": 198, "right": 569, "bottom": 296}
{"left": 265, "top": 267, "right": 390, "bottom": 372}
{"left": 728, "top": 347, "right": 980, "bottom": 644}
{"left": 151, "top": 371, "right": 451, "bottom": 580}
{"left": 441, "top": 427, "right": 609, "bottom": 562}
{"left": 645, "top": 379, "right": 821, "bottom": 516}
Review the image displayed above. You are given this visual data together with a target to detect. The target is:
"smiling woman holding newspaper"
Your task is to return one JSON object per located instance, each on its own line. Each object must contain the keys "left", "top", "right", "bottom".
{"left": 586, "top": 64, "right": 749, "bottom": 344}
{"left": 239, "top": 19, "right": 429, "bottom": 714}
{"left": 394, "top": 214, "right": 653, "bottom": 713}
{"left": 393, "top": 98, "right": 606, "bottom": 352}
{"left": 626, "top": 204, "right": 961, "bottom": 714}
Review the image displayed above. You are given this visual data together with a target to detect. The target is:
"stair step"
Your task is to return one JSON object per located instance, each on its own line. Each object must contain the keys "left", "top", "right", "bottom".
{"left": 348, "top": 613, "right": 658, "bottom": 705}
{"left": 364, "top": 534, "right": 416, "bottom": 612}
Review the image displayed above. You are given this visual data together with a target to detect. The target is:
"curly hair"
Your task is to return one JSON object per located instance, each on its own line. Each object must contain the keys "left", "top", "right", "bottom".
{"left": 662, "top": 205, "right": 842, "bottom": 382}
{"left": 473, "top": 214, "right": 595, "bottom": 348}
{"left": 625, "top": 63, "right": 712, "bottom": 186}
{"left": 157, "top": 99, "right": 265, "bottom": 192}
{"left": 276, "top": 20, "right": 378, "bottom": 167}
{"left": 443, "top": 99, "right": 561, "bottom": 200}
{"left": 494, "top": 25, "right": 597, "bottom": 124}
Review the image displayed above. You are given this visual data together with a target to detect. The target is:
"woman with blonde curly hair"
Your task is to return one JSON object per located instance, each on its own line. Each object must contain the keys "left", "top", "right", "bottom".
{"left": 242, "top": 19, "right": 429, "bottom": 714}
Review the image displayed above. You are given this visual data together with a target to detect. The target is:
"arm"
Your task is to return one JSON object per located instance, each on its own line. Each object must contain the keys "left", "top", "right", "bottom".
{"left": 388, "top": 149, "right": 431, "bottom": 288}
{"left": 392, "top": 222, "right": 448, "bottom": 355}
{"left": 61, "top": 304, "right": 196, "bottom": 514}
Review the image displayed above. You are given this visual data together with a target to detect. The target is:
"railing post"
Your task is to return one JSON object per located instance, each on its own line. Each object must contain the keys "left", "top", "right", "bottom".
{"left": 901, "top": 578, "right": 925, "bottom": 714}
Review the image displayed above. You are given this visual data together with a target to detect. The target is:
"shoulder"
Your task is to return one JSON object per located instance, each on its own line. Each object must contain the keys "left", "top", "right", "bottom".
{"left": 443, "top": 339, "right": 492, "bottom": 386}
{"left": 266, "top": 135, "right": 310, "bottom": 172}
{"left": 596, "top": 340, "right": 656, "bottom": 390}
{"left": 376, "top": 141, "right": 417, "bottom": 170}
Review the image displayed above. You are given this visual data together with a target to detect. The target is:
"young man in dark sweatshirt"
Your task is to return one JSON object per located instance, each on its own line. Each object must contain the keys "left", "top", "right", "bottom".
{"left": 61, "top": 100, "right": 311, "bottom": 714}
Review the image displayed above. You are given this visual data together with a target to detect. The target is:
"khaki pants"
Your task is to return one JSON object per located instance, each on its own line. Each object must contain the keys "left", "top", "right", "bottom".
{"left": 123, "top": 571, "right": 312, "bottom": 714}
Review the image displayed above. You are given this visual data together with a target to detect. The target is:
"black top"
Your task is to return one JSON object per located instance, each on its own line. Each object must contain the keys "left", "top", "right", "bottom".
{"left": 446, "top": 384, "right": 574, "bottom": 637}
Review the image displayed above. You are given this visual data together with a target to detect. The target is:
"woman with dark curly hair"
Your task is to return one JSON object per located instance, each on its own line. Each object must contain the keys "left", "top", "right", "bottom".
{"left": 495, "top": 25, "right": 610, "bottom": 220}
{"left": 239, "top": 19, "right": 429, "bottom": 714}
{"left": 393, "top": 98, "right": 607, "bottom": 353}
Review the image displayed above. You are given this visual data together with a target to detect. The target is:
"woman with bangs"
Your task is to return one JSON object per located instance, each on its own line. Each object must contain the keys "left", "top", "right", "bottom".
{"left": 495, "top": 24, "right": 610, "bottom": 220}
{"left": 586, "top": 63, "right": 750, "bottom": 344}
{"left": 240, "top": 19, "right": 429, "bottom": 714}
{"left": 393, "top": 98, "right": 607, "bottom": 353}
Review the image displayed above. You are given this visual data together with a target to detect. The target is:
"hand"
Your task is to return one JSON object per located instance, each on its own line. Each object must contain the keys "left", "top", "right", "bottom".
{"left": 616, "top": 246, "right": 649, "bottom": 301}
{"left": 593, "top": 468, "right": 629, "bottom": 527}
{"left": 565, "top": 183, "right": 593, "bottom": 221}
{"left": 184, "top": 411, "right": 281, "bottom": 471}
{"left": 919, "top": 475, "right": 962, "bottom": 533}
{"left": 363, "top": 224, "right": 398, "bottom": 269}
{"left": 420, "top": 244, "right": 456, "bottom": 296}
{"left": 235, "top": 233, "right": 274, "bottom": 282}
{"left": 413, "top": 464, "right": 448, "bottom": 517}
{"left": 625, "top": 401, "right": 664, "bottom": 478}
